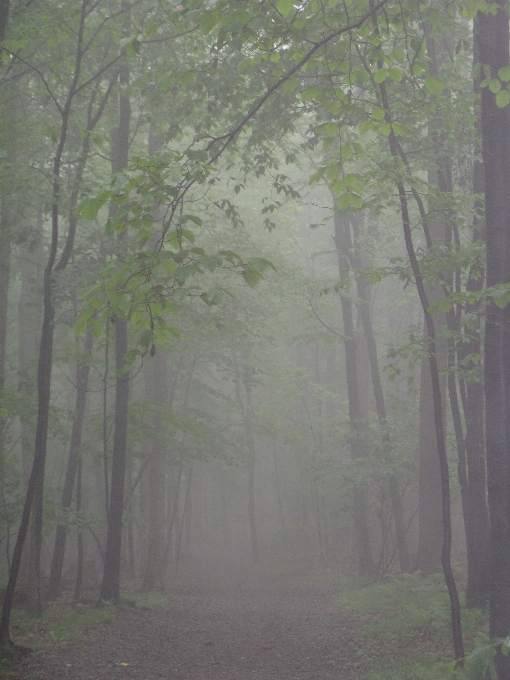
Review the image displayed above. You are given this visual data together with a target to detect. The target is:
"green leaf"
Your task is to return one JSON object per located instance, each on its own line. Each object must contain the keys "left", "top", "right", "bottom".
{"left": 201, "top": 288, "right": 225, "bottom": 306}
{"left": 358, "top": 120, "right": 371, "bottom": 135}
{"left": 499, "top": 66, "right": 510, "bottom": 82}
{"left": 373, "top": 69, "right": 388, "bottom": 84}
{"left": 489, "top": 78, "right": 501, "bottom": 93}
{"left": 496, "top": 89, "right": 510, "bottom": 108}
{"left": 249, "top": 257, "right": 276, "bottom": 273}
{"left": 372, "top": 106, "right": 386, "bottom": 120}
{"left": 301, "top": 87, "right": 321, "bottom": 102}
{"left": 424, "top": 76, "right": 445, "bottom": 96}
{"left": 243, "top": 270, "right": 261, "bottom": 287}
{"left": 184, "top": 214, "right": 203, "bottom": 226}
{"left": 79, "top": 198, "right": 102, "bottom": 221}
{"left": 387, "top": 67, "right": 402, "bottom": 82}
{"left": 74, "top": 316, "right": 88, "bottom": 336}
{"left": 350, "top": 194, "right": 363, "bottom": 209}
{"left": 277, "top": 0, "right": 294, "bottom": 15}
{"left": 282, "top": 76, "right": 298, "bottom": 92}
{"left": 392, "top": 122, "right": 406, "bottom": 136}
{"left": 89, "top": 319, "right": 104, "bottom": 338}
{"left": 324, "top": 122, "right": 339, "bottom": 137}
{"left": 464, "top": 644, "right": 496, "bottom": 680}
{"left": 341, "top": 145, "right": 353, "bottom": 160}
{"left": 337, "top": 193, "right": 350, "bottom": 211}
{"left": 160, "top": 258, "right": 177, "bottom": 275}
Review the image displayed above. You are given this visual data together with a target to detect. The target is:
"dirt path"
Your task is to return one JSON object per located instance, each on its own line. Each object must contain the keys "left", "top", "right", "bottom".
{"left": 19, "top": 570, "right": 360, "bottom": 680}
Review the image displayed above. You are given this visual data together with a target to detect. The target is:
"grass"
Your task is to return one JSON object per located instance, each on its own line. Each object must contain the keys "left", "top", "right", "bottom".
{"left": 0, "top": 598, "right": 117, "bottom": 679}
{"left": 9, "top": 599, "right": 117, "bottom": 649}
{"left": 338, "top": 572, "right": 489, "bottom": 680}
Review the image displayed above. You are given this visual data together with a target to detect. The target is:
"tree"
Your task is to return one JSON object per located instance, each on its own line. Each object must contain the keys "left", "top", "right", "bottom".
{"left": 476, "top": 2, "right": 510, "bottom": 677}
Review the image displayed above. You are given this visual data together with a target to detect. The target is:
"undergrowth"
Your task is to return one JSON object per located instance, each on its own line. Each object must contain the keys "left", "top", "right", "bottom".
{"left": 0, "top": 600, "right": 116, "bottom": 679}
{"left": 339, "top": 572, "right": 488, "bottom": 680}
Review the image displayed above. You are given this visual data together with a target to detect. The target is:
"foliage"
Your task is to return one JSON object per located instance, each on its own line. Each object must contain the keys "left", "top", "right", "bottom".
{"left": 339, "top": 574, "right": 488, "bottom": 680}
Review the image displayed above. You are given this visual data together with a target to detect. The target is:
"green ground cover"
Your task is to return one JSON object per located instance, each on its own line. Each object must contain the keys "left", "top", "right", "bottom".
{"left": 339, "top": 573, "right": 489, "bottom": 680}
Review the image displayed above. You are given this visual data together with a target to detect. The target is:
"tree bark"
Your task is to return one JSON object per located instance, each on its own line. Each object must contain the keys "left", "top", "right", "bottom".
{"left": 455, "top": 14, "right": 490, "bottom": 609}
{"left": 47, "top": 331, "right": 93, "bottom": 600}
{"left": 476, "top": 3, "right": 510, "bottom": 676}
{"left": 99, "top": 47, "right": 131, "bottom": 603}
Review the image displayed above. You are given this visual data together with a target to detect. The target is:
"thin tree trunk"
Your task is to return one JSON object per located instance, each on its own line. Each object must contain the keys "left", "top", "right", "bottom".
{"left": 0, "top": 157, "right": 12, "bottom": 535}
{"left": 142, "top": 350, "right": 168, "bottom": 592}
{"left": 47, "top": 331, "right": 93, "bottom": 599}
{"left": 0, "top": 1, "right": 89, "bottom": 640}
{"left": 332, "top": 204, "right": 375, "bottom": 577}
{"left": 233, "top": 362, "right": 261, "bottom": 565}
{"left": 350, "top": 215, "right": 410, "bottom": 572}
{"left": 174, "top": 465, "right": 193, "bottom": 575}
{"left": 73, "top": 456, "right": 83, "bottom": 602}
{"left": 368, "top": 1, "right": 463, "bottom": 656}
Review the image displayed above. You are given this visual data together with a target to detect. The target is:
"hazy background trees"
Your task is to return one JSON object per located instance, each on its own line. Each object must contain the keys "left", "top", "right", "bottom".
{"left": 1, "top": 0, "right": 509, "bottom": 672}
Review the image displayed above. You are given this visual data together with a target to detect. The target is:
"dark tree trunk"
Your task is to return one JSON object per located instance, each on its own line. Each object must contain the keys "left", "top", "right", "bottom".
{"left": 454, "top": 15, "right": 490, "bottom": 609}
{"left": 367, "top": 5, "right": 464, "bottom": 654}
{"left": 333, "top": 204, "right": 375, "bottom": 577}
{"left": 476, "top": 3, "right": 510, "bottom": 676}
{"left": 99, "top": 54, "right": 131, "bottom": 603}
{"left": 47, "top": 331, "right": 93, "bottom": 600}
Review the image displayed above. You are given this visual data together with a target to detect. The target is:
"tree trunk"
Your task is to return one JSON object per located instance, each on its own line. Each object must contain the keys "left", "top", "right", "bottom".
{"left": 415, "top": 35, "right": 448, "bottom": 574}
{"left": 476, "top": 4, "right": 510, "bottom": 676}
{"left": 350, "top": 215, "right": 410, "bottom": 572}
{"left": 367, "top": 7, "right": 464, "bottom": 653}
{"left": 99, "top": 52, "right": 131, "bottom": 603}
{"left": 333, "top": 203, "right": 375, "bottom": 577}
{"left": 142, "top": 350, "right": 168, "bottom": 591}
{"left": 244, "top": 376, "right": 260, "bottom": 564}
{"left": 47, "top": 331, "right": 93, "bottom": 599}
{"left": 73, "top": 456, "right": 83, "bottom": 602}
{"left": 454, "top": 14, "right": 490, "bottom": 609}
{"left": 0, "top": 142, "right": 12, "bottom": 532}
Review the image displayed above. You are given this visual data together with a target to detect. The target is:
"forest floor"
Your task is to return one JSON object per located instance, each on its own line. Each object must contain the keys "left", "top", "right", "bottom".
{"left": 12, "top": 563, "right": 362, "bottom": 680}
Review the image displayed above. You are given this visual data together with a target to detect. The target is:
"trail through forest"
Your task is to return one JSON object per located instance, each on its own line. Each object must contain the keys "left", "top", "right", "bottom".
{"left": 17, "top": 567, "right": 360, "bottom": 680}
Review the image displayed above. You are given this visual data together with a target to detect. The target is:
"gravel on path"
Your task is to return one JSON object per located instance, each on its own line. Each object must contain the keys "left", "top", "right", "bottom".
{"left": 19, "top": 571, "right": 360, "bottom": 680}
